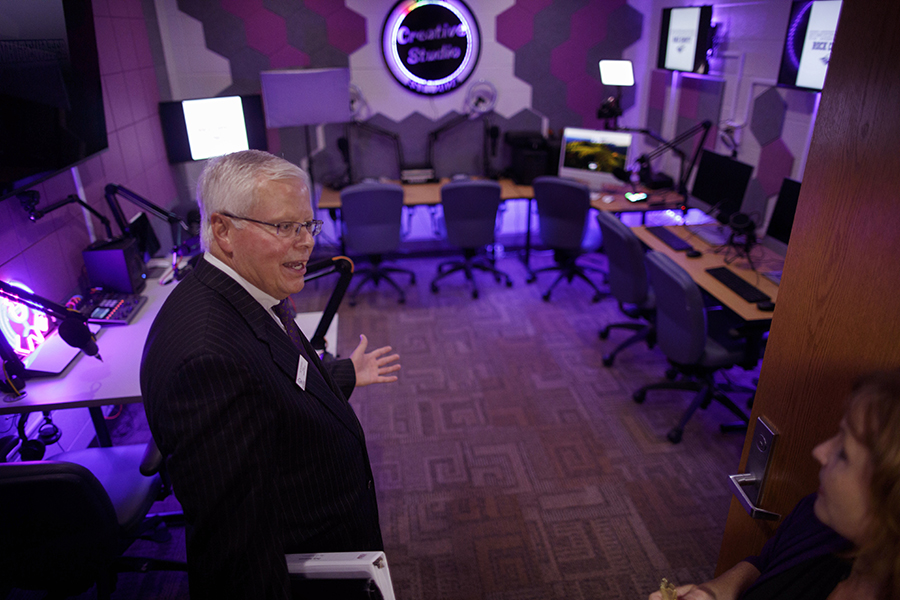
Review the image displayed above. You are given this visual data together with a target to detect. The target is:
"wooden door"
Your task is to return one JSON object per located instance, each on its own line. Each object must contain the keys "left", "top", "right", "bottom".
{"left": 716, "top": 0, "right": 900, "bottom": 573}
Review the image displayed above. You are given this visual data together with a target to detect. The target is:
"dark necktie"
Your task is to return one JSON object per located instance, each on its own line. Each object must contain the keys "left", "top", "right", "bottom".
{"left": 273, "top": 298, "right": 307, "bottom": 352}
{"left": 273, "top": 298, "right": 329, "bottom": 392}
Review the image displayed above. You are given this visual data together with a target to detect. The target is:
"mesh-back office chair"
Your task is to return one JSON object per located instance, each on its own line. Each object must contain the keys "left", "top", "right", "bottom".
{"left": 528, "top": 176, "right": 606, "bottom": 302}
{"left": 341, "top": 182, "right": 416, "bottom": 306}
{"left": 430, "top": 179, "right": 513, "bottom": 299}
{"left": 0, "top": 442, "right": 185, "bottom": 599}
{"left": 595, "top": 212, "right": 655, "bottom": 366}
{"left": 633, "top": 251, "right": 753, "bottom": 443}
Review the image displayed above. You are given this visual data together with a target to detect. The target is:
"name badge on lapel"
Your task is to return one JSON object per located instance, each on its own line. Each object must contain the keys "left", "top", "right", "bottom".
{"left": 295, "top": 355, "right": 308, "bottom": 390}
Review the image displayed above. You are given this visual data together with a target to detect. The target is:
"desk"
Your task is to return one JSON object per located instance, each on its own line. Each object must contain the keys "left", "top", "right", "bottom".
{"left": 317, "top": 178, "right": 535, "bottom": 209}
{"left": 589, "top": 189, "right": 683, "bottom": 220}
{"left": 0, "top": 279, "right": 176, "bottom": 446}
{"left": 632, "top": 225, "right": 780, "bottom": 323}
{"left": 0, "top": 278, "right": 339, "bottom": 448}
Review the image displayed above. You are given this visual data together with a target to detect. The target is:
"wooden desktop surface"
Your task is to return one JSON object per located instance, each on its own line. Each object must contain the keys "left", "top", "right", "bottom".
{"left": 318, "top": 178, "right": 683, "bottom": 213}
{"left": 632, "top": 225, "right": 782, "bottom": 323}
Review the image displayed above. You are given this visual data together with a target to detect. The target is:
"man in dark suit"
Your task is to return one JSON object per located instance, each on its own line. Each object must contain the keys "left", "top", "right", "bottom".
{"left": 140, "top": 150, "right": 400, "bottom": 599}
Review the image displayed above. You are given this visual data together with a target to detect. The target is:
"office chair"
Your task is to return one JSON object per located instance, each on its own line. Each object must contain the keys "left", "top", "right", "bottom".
{"left": 595, "top": 212, "right": 655, "bottom": 366}
{"left": 430, "top": 179, "right": 513, "bottom": 299}
{"left": 527, "top": 176, "right": 606, "bottom": 302}
{"left": 0, "top": 441, "right": 185, "bottom": 599}
{"left": 633, "top": 251, "right": 753, "bottom": 443}
{"left": 341, "top": 182, "right": 416, "bottom": 305}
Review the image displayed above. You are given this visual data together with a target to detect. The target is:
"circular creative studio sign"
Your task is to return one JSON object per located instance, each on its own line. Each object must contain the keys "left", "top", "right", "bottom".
{"left": 382, "top": 0, "right": 481, "bottom": 95}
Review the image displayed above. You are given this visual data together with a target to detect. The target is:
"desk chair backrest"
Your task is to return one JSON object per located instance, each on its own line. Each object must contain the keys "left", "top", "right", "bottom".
{"left": 532, "top": 176, "right": 591, "bottom": 252}
{"left": 440, "top": 179, "right": 502, "bottom": 248}
{"left": 644, "top": 251, "right": 707, "bottom": 364}
{"left": 340, "top": 182, "right": 405, "bottom": 255}
{"left": 597, "top": 212, "right": 649, "bottom": 305}
{"left": 0, "top": 460, "right": 120, "bottom": 592}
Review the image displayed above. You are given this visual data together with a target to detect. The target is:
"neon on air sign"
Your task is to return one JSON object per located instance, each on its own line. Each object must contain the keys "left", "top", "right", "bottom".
{"left": 382, "top": 0, "right": 481, "bottom": 95}
{"left": 0, "top": 281, "right": 50, "bottom": 357}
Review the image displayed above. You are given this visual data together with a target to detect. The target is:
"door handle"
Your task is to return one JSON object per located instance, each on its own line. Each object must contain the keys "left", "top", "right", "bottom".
{"left": 728, "top": 416, "right": 781, "bottom": 521}
{"left": 728, "top": 473, "right": 780, "bottom": 520}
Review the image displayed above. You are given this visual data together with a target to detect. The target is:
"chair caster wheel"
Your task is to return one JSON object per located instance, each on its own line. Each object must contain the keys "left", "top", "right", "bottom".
{"left": 526, "top": 275, "right": 536, "bottom": 284}
{"left": 667, "top": 428, "right": 683, "bottom": 444}
{"left": 632, "top": 390, "right": 646, "bottom": 404}
{"left": 542, "top": 293, "right": 551, "bottom": 302}
{"left": 398, "top": 297, "right": 406, "bottom": 304}
{"left": 592, "top": 293, "right": 602, "bottom": 303}
{"left": 599, "top": 329, "right": 609, "bottom": 340}
{"left": 349, "top": 299, "right": 357, "bottom": 307}
{"left": 505, "top": 280, "right": 512, "bottom": 288}
{"left": 410, "top": 275, "right": 417, "bottom": 284}
{"left": 431, "top": 283, "right": 438, "bottom": 294}
{"left": 602, "top": 355, "right": 614, "bottom": 367}
{"left": 472, "top": 290, "right": 479, "bottom": 299}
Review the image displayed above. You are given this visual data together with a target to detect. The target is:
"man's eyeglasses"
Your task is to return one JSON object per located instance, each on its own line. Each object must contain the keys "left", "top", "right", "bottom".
{"left": 221, "top": 213, "right": 323, "bottom": 238}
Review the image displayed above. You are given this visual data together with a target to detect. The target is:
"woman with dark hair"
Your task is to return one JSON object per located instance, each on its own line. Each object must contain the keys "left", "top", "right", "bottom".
{"left": 650, "top": 370, "right": 900, "bottom": 600}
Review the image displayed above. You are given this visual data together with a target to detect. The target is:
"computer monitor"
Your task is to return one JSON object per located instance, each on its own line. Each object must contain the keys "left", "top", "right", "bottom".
{"left": 690, "top": 150, "right": 754, "bottom": 225}
{"left": 558, "top": 127, "right": 633, "bottom": 192}
{"left": 764, "top": 178, "right": 801, "bottom": 254}
{"left": 159, "top": 95, "right": 268, "bottom": 163}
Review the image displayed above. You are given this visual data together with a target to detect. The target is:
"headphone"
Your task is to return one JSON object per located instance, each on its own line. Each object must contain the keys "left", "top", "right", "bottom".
{"left": 16, "top": 412, "right": 61, "bottom": 462}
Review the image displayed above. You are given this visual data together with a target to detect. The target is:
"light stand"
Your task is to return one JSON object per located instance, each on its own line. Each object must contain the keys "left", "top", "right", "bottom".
{"left": 598, "top": 60, "right": 635, "bottom": 130}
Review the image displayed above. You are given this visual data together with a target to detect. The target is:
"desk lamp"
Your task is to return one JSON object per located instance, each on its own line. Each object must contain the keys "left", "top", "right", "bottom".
{"left": 597, "top": 60, "right": 635, "bottom": 130}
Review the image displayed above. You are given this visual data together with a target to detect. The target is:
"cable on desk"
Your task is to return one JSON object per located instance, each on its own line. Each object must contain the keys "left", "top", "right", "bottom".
{"left": 104, "top": 405, "right": 124, "bottom": 420}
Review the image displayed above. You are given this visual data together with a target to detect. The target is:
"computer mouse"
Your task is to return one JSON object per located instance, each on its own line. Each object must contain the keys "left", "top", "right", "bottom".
{"left": 685, "top": 249, "right": 702, "bottom": 258}
{"left": 757, "top": 300, "right": 776, "bottom": 312}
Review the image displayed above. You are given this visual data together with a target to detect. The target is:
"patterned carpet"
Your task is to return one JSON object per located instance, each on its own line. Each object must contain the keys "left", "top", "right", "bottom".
{"left": 10, "top": 249, "right": 756, "bottom": 600}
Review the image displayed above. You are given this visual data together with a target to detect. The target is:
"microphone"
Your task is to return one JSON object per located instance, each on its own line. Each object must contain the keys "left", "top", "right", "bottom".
{"left": 58, "top": 316, "right": 102, "bottom": 361}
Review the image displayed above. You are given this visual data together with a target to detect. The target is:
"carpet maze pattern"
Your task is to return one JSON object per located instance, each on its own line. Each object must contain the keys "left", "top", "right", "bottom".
{"left": 13, "top": 252, "right": 756, "bottom": 599}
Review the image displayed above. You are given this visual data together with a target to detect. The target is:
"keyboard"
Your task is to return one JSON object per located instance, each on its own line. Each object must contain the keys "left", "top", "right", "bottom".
{"left": 645, "top": 226, "right": 694, "bottom": 251}
{"left": 705, "top": 267, "right": 770, "bottom": 303}
{"left": 686, "top": 223, "right": 730, "bottom": 246}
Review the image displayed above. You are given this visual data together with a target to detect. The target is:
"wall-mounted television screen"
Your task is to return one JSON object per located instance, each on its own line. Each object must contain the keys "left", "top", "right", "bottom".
{"left": 0, "top": 0, "right": 108, "bottom": 201}
{"left": 657, "top": 5, "right": 713, "bottom": 73}
{"left": 777, "top": 0, "right": 843, "bottom": 91}
{"left": 159, "top": 95, "right": 268, "bottom": 163}
{"left": 557, "top": 127, "right": 633, "bottom": 192}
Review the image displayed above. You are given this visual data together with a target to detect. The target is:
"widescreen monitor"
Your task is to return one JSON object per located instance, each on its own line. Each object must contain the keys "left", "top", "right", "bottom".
{"left": 657, "top": 6, "right": 713, "bottom": 73}
{"left": 558, "top": 127, "right": 633, "bottom": 192}
{"left": 159, "top": 95, "right": 267, "bottom": 163}
{"left": 690, "top": 150, "right": 754, "bottom": 225}
{"left": 763, "top": 178, "right": 801, "bottom": 254}
{"left": 777, "top": 0, "right": 843, "bottom": 91}
{"left": 0, "top": 0, "right": 108, "bottom": 201}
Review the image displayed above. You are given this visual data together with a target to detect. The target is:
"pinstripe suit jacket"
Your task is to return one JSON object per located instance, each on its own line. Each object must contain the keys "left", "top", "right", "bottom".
{"left": 140, "top": 257, "right": 382, "bottom": 599}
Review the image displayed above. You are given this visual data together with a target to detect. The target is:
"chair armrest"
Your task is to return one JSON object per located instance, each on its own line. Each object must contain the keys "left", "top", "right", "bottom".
{"left": 139, "top": 437, "right": 165, "bottom": 477}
